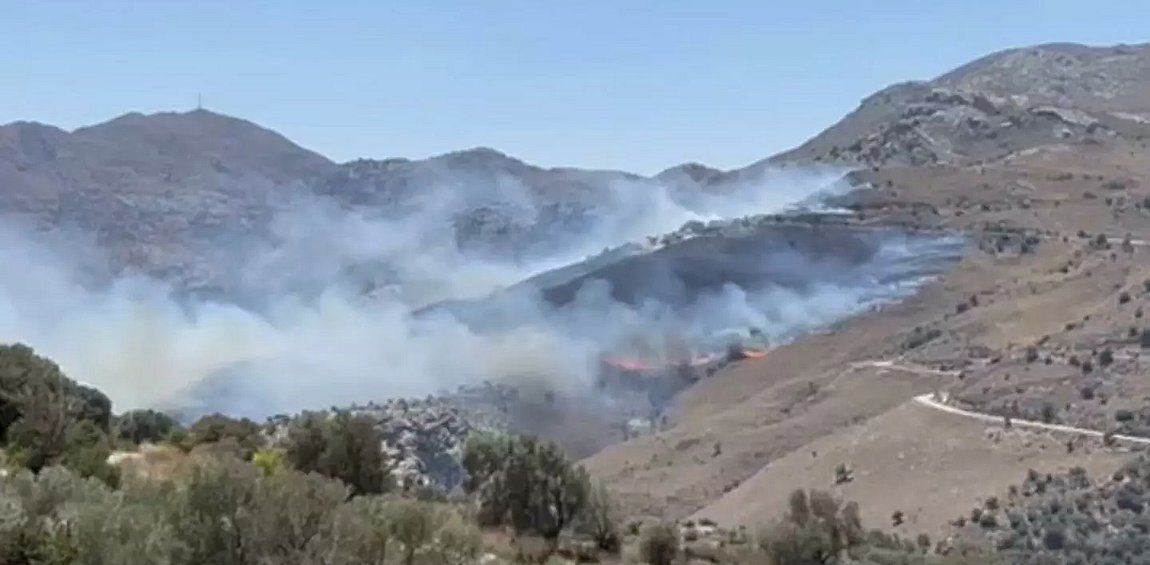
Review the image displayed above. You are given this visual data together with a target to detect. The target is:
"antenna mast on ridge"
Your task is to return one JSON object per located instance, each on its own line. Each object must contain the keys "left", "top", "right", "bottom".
{"left": 197, "top": 93, "right": 203, "bottom": 111}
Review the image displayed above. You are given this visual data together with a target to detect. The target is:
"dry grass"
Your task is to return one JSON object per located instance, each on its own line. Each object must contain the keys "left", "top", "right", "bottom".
{"left": 692, "top": 398, "right": 1127, "bottom": 537}
{"left": 581, "top": 143, "right": 1150, "bottom": 535}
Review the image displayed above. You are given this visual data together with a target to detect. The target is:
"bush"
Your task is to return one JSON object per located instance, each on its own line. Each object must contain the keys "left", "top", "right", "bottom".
{"left": 283, "top": 410, "right": 327, "bottom": 471}
{"left": 639, "top": 523, "right": 679, "bottom": 565}
{"left": 462, "top": 433, "right": 590, "bottom": 539}
{"left": 758, "top": 490, "right": 864, "bottom": 564}
{"left": 0, "top": 343, "right": 111, "bottom": 442}
{"left": 0, "top": 454, "right": 479, "bottom": 565}
{"left": 186, "top": 413, "right": 264, "bottom": 459}
{"left": 576, "top": 480, "right": 622, "bottom": 553}
{"left": 1025, "top": 346, "right": 1039, "bottom": 363}
{"left": 904, "top": 327, "right": 943, "bottom": 350}
{"left": 251, "top": 448, "right": 283, "bottom": 476}
{"left": 1100, "top": 348, "right": 1115, "bottom": 367}
{"left": 283, "top": 410, "right": 391, "bottom": 495}
{"left": 114, "top": 409, "right": 181, "bottom": 445}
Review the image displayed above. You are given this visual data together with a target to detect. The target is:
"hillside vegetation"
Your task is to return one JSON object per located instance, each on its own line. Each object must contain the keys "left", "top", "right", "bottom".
{"left": 0, "top": 341, "right": 1007, "bottom": 564}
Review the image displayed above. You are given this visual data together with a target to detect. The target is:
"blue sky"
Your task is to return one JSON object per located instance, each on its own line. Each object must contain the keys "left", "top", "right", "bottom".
{"left": 4, "top": 1, "right": 1147, "bottom": 174}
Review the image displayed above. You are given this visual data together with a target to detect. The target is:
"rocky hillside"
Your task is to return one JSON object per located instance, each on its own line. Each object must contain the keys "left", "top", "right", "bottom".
{"left": 0, "top": 111, "right": 745, "bottom": 303}
{"left": 0, "top": 110, "right": 336, "bottom": 295}
{"left": 313, "top": 148, "right": 645, "bottom": 260}
{"left": 768, "top": 43, "right": 1150, "bottom": 168}
{"left": 5, "top": 43, "right": 1147, "bottom": 299}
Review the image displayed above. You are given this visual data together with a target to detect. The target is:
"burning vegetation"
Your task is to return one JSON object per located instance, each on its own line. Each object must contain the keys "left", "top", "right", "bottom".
{"left": 595, "top": 342, "right": 770, "bottom": 409}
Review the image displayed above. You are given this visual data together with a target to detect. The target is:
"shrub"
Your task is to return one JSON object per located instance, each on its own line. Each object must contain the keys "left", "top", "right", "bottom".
{"left": 639, "top": 523, "right": 679, "bottom": 565}
{"left": 251, "top": 448, "right": 283, "bottom": 476}
{"left": 985, "top": 496, "right": 1000, "bottom": 511}
{"left": 0, "top": 343, "right": 111, "bottom": 441}
{"left": 0, "top": 455, "right": 481, "bottom": 565}
{"left": 462, "top": 433, "right": 590, "bottom": 539}
{"left": 231, "top": 464, "right": 348, "bottom": 562}
{"left": 576, "top": 480, "right": 622, "bottom": 553}
{"left": 1025, "top": 346, "right": 1039, "bottom": 363}
{"left": 388, "top": 498, "right": 441, "bottom": 565}
{"left": 186, "top": 413, "right": 264, "bottom": 459}
{"left": 904, "top": 327, "right": 943, "bottom": 350}
{"left": 283, "top": 410, "right": 327, "bottom": 472}
{"left": 1100, "top": 348, "right": 1115, "bottom": 367}
{"left": 758, "top": 490, "right": 864, "bottom": 564}
{"left": 834, "top": 463, "right": 853, "bottom": 485}
{"left": 114, "top": 409, "right": 181, "bottom": 445}
{"left": 1081, "top": 386, "right": 1096, "bottom": 401}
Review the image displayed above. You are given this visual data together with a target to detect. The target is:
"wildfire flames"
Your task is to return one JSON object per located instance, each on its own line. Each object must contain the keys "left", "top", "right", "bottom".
{"left": 599, "top": 345, "right": 769, "bottom": 374}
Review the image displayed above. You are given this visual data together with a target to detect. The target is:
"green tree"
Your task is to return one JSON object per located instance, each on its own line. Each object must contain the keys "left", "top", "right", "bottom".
{"left": 281, "top": 410, "right": 390, "bottom": 495}
{"left": 113, "top": 409, "right": 181, "bottom": 445}
{"left": 186, "top": 414, "right": 264, "bottom": 459}
{"left": 576, "top": 480, "right": 622, "bottom": 553}
{"left": 282, "top": 410, "right": 328, "bottom": 474}
{"left": 0, "top": 344, "right": 110, "bottom": 443}
{"left": 757, "top": 489, "right": 864, "bottom": 565}
{"left": 462, "top": 433, "right": 591, "bottom": 539}
{"left": 639, "top": 523, "right": 679, "bottom": 565}
{"left": 234, "top": 468, "right": 347, "bottom": 563}
{"left": 166, "top": 458, "right": 260, "bottom": 565}
{"left": 388, "top": 498, "right": 439, "bottom": 565}
{"left": 317, "top": 411, "right": 389, "bottom": 495}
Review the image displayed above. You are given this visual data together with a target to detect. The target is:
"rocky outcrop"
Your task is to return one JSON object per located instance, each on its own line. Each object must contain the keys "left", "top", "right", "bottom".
{"left": 777, "top": 85, "right": 1118, "bottom": 168}
{"left": 265, "top": 383, "right": 520, "bottom": 491}
{"left": 769, "top": 43, "right": 1150, "bottom": 168}
{"left": 5, "top": 44, "right": 1149, "bottom": 296}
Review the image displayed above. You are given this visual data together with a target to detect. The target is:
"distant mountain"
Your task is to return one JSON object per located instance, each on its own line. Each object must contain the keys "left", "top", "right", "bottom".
{"left": 313, "top": 147, "right": 647, "bottom": 260}
{"left": 4, "top": 42, "right": 1150, "bottom": 297}
{"left": 768, "top": 42, "right": 1150, "bottom": 167}
{"left": 0, "top": 110, "right": 336, "bottom": 295}
{"left": 0, "top": 113, "right": 663, "bottom": 297}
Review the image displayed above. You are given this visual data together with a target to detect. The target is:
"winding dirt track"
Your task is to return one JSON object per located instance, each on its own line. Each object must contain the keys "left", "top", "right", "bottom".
{"left": 849, "top": 358, "right": 1150, "bottom": 445}
{"left": 911, "top": 394, "right": 1150, "bottom": 445}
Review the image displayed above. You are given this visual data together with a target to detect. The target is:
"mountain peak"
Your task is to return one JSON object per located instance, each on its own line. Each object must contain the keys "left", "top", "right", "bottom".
{"left": 431, "top": 146, "right": 531, "bottom": 170}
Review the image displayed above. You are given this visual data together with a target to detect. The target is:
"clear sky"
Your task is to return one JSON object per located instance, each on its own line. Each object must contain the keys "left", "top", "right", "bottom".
{"left": 4, "top": 1, "right": 1147, "bottom": 174}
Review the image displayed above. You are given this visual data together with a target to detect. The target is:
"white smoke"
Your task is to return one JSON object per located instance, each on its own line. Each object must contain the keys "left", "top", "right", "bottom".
{"left": 0, "top": 164, "right": 959, "bottom": 418}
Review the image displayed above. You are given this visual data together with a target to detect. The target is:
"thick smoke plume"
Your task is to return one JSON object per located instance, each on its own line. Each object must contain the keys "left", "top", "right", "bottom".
{"left": 0, "top": 165, "right": 957, "bottom": 419}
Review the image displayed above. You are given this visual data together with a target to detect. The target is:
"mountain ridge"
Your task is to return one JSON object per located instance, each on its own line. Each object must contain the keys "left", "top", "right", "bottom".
{"left": 3, "top": 41, "right": 1149, "bottom": 297}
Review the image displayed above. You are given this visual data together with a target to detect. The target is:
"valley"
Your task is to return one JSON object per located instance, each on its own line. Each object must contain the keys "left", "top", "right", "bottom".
{"left": 4, "top": 40, "right": 1150, "bottom": 564}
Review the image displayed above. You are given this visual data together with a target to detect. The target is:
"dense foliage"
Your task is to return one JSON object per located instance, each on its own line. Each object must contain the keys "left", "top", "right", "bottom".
{"left": 462, "top": 433, "right": 593, "bottom": 539}
{"left": 283, "top": 410, "right": 391, "bottom": 495}
{"left": 0, "top": 342, "right": 1009, "bottom": 564}
{"left": 0, "top": 462, "right": 481, "bottom": 565}
{"left": 956, "top": 455, "right": 1150, "bottom": 565}
{"left": 0, "top": 344, "right": 117, "bottom": 483}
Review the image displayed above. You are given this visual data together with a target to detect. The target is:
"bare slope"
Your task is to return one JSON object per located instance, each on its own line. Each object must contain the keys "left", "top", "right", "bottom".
{"left": 582, "top": 42, "right": 1150, "bottom": 534}
{"left": 768, "top": 43, "right": 1150, "bottom": 168}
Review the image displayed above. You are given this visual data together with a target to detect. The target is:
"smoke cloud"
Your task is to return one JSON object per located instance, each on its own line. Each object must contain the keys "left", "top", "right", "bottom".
{"left": 0, "top": 164, "right": 961, "bottom": 420}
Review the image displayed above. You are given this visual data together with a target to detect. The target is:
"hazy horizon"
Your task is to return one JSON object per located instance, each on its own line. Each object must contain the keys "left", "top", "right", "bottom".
{"left": 5, "top": 1, "right": 1148, "bottom": 175}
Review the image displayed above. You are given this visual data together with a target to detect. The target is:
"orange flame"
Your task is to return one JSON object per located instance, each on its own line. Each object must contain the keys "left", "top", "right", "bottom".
{"left": 601, "top": 356, "right": 660, "bottom": 372}
{"left": 599, "top": 345, "right": 769, "bottom": 376}
{"left": 741, "top": 348, "right": 768, "bottom": 359}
